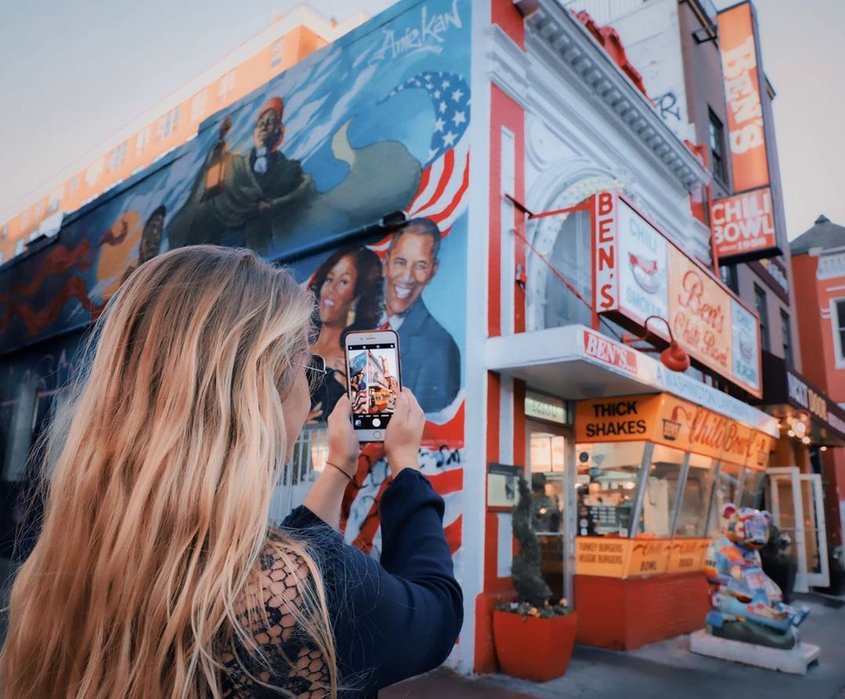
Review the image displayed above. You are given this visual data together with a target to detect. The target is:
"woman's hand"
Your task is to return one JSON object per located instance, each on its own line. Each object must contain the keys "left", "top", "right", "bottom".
{"left": 326, "top": 395, "right": 359, "bottom": 477}
{"left": 384, "top": 388, "right": 424, "bottom": 478}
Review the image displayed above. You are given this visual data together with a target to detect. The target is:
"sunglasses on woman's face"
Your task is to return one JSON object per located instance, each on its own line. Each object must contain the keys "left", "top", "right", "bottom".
{"left": 295, "top": 354, "right": 329, "bottom": 390}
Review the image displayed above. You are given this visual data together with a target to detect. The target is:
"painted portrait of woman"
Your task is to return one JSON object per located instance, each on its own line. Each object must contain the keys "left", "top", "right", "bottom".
{"left": 308, "top": 245, "right": 384, "bottom": 421}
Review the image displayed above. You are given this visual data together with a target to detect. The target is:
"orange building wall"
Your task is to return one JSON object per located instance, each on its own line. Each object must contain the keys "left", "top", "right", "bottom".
{"left": 0, "top": 25, "right": 328, "bottom": 264}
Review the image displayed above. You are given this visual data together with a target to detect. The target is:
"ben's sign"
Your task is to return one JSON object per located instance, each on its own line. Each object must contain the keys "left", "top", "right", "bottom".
{"left": 592, "top": 191, "right": 762, "bottom": 397}
{"left": 718, "top": 2, "right": 769, "bottom": 193}
{"left": 714, "top": 2, "right": 783, "bottom": 263}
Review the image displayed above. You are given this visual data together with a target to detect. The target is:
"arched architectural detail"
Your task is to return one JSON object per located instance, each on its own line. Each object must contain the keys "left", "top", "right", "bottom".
{"left": 525, "top": 160, "right": 628, "bottom": 331}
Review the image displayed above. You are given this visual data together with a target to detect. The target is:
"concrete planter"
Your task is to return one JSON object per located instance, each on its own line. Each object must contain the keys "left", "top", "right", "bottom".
{"left": 492, "top": 610, "right": 577, "bottom": 682}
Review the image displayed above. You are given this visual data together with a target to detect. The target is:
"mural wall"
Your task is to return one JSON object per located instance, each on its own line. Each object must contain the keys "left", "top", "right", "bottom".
{"left": 0, "top": 0, "right": 470, "bottom": 563}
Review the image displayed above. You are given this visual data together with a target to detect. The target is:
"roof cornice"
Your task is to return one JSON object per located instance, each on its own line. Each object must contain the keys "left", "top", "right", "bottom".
{"left": 516, "top": 0, "right": 711, "bottom": 191}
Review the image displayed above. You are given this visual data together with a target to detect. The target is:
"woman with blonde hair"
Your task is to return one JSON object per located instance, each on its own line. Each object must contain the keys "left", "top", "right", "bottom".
{"left": 0, "top": 245, "right": 462, "bottom": 698}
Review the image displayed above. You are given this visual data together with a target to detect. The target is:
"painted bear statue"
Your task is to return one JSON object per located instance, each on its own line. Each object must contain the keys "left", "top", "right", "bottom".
{"left": 704, "top": 503, "right": 808, "bottom": 649}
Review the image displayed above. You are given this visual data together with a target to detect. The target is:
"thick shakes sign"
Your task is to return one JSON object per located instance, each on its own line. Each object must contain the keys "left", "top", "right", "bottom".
{"left": 593, "top": 191, "right": 761, "bottom": 397}
{"left": 575, "top": 394, "right": 774, "bottom": 468}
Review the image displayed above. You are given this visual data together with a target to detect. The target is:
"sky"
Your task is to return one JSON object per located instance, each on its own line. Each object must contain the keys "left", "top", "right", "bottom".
{"left": 0, "top": 0, "right": 842, "bottom": 239}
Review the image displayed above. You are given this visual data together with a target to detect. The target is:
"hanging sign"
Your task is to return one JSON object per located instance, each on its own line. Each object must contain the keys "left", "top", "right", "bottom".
{"left": 593, "top": 191, "right": 762, "bottom": 396}
{"left": 711, "top": 187, "right": 779, "bottom": 262}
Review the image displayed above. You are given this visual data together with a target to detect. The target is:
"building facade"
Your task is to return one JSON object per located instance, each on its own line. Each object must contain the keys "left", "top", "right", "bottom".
{"left": 0, "top": 0, "right": 828, "bottom": 677}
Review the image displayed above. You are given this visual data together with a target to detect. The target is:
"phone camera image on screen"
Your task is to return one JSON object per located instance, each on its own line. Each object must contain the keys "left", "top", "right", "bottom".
{"left": 347, "top": 343, "right": 399, "bottom": 430}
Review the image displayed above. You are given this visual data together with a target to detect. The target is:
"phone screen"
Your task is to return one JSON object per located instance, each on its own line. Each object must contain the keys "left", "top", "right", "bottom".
{"left": 346, "top": 340, "right": 400, "bottom": 431}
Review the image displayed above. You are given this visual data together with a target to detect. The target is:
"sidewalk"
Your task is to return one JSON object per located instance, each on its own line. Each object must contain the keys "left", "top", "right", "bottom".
{"left": 384, "top": 593, "right": 845, "bottom": 699}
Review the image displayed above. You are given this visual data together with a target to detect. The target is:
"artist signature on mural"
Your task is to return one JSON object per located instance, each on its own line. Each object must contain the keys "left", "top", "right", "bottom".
{"left": 372, "top": 0, "right": 462, "bottom": 62}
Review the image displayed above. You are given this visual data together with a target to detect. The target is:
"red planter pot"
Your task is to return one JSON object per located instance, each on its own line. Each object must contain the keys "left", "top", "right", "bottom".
{"left": 492, "top": 610, "right": 578, "bottom": 682}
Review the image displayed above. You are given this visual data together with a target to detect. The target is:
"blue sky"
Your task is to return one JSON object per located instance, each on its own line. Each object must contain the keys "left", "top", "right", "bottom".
{"left": 0, "top": 0, "right": 842, "bottom": 238}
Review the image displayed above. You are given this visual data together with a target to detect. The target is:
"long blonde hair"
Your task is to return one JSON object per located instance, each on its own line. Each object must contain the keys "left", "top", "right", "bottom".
{"left": 0, "top": 245, "right": 338, "bottom": 698}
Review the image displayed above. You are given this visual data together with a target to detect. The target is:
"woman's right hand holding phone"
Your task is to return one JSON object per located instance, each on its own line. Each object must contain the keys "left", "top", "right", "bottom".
{"left": 384, "top": 388, "right": 425, "bottom": 478}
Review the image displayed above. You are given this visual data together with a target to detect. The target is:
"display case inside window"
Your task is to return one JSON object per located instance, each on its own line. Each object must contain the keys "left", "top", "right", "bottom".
{"left": 576, "top": 441, "right": 644, "bottom": 537}
{"left": 740, "top": 468, "right": 765, "bottom": 509}
{"left": 530, "top": 429, "right": 565, "bottom": 533}
{"left": 674, "top": 454, "right": 715, "bottom": 537}
{"left": 639, "top": 445, "right": 687, "bottom": 537}
{"left": 708, "top": 460, "right": 744, "bottom": 533}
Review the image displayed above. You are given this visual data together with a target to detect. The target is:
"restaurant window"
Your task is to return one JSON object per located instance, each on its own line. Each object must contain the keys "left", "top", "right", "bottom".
{"left": 576, "top": 441, "right": 653, "bottom": 537}
{"left": 781, "top": 309, "right": 794, "bottom": 367}
{"left": 754, "top": 284, "right": 770, "bottom": 352}
{"left": 674, "top": 454, "right": 715, "bottom": 537}
{"left": 708, "top": 108, "right": 728, "bottom": 185}
{"left": 833, "top": 299, "right": 845, "bottom": 364}
{"left": 640, "top": 445, "right": 687, "bottom": 537}
{"left": 740, "top": 468, "right": 765, "bottom": 509}
{"left": 708, "top": 461, "right": 744, "bottom": 534}
{"left": 544, "top": 207, "right": 592, "bottom": 329}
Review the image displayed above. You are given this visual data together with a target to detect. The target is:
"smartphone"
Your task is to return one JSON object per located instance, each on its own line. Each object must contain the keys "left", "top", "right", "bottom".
{"left": 344, "top": 329, "right": 401, "bottom": 442}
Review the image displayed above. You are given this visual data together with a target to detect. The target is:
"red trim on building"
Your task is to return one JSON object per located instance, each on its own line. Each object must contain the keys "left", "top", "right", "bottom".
{"left": 489, "top": 85, "right": 526, "bottom": 336}
{"left": 491, "top": 0, "right": 525, "bottom": 49}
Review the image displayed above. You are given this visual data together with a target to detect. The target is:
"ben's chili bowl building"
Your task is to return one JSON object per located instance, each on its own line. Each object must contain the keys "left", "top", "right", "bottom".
{"left": 471, "top": 0, "right": 778, "bottom": 669}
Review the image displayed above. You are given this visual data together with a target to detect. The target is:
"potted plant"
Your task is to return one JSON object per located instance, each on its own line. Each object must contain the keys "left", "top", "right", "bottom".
{"left": 492, "top": 476, "right": 576, "bottom": 682}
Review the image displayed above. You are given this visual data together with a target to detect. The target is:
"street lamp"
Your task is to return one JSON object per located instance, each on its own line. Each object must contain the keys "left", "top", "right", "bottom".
{"left": 623, "top": 315, "right": 691, "bottom": 373}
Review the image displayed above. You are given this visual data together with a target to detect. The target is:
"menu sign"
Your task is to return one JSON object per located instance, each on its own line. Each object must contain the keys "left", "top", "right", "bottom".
{"left": 593, "top": 191, "right": 762, "bottom": 396}
{"left": 711, "top": 187, "right": 779, "bottom": 261}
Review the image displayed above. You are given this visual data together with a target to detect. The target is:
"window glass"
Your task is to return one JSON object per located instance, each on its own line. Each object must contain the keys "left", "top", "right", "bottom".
{"left": 708, "top": 461, "right": 743, "bottom": 533}
{"left": 740, "top": 468, "right": 764, "bottom": 509}
{"left": 674, "top": 454, "right": 715, "bottom": 536}
{"left": 780, "top": 309, "right": 793, "bottom": 367}
{"left": 544, "top": 207, "right": 592, "bottom": 329}
{"left": 576, "top": 441, "right": 645, "bottom": 537}
{"left": 268, "top": 424, "right": 327, "bottom": 525}
{"left": 640, "top": 445, "right": 686, "bottom": 537}
{"left": 836, "top": 300, "right": 845, "bottom": 361}
{"left": 708, "top": 108, "right": 728, "bottom": 184}
{"left": 1, "top": 385, "right": 37, "bottom": 482}
{"left": 754, "top": 285, "right": 770, "bottom": 352}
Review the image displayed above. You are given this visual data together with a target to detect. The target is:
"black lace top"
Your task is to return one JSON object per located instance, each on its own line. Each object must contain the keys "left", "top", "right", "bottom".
{"left": 220, "top": 468, "right": 463, "bottom": 697}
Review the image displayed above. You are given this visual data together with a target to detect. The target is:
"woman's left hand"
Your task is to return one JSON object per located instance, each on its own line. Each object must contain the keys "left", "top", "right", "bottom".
{"left": 326, "top": 395, "right": 360, "bottom": 477}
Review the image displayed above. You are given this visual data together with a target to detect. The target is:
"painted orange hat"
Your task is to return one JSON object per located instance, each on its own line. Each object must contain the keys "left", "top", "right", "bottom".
{"left": 258, "top": 96, "right": 285, "bottom": 121}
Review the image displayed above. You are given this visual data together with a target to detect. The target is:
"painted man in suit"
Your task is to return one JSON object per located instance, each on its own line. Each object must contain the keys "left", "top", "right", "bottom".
{"left": 167, "top": 97, "right": 311, "bottom": 253}
{"left": 383, "top": 218, "right": 460, "bottom": 413}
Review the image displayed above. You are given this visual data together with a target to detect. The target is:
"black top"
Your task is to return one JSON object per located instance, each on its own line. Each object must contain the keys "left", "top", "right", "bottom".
{"left": 220, "top": 468, "right": 463, "bottom": 697}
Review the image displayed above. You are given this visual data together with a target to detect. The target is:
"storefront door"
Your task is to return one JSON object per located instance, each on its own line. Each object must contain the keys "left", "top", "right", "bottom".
{"left": 767, "top": 467, "right": 830, "bottom": 591}
{"left": 527, "top": 419, "right": 573, "bottom": 604}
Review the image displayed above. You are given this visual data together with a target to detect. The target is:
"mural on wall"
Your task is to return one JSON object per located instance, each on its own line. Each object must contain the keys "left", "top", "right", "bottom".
{"left": 0, "top": 0, "right": 470, "bottom": 561}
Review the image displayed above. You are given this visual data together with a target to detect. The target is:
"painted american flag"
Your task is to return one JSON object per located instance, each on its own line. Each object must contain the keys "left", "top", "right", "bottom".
{"left": 372, "top": 71, "right": 471, "bottom": 249}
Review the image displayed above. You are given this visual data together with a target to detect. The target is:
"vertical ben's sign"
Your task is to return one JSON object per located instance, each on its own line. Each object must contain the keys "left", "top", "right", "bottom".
{"left": 712, "top": 1, "right": 781, "bottom": 263}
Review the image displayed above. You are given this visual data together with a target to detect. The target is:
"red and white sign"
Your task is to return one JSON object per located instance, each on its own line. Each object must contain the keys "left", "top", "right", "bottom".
{"left": 718, "top": 2, "right": 769, "bottom": 194}
{"left": 711, "top": 187, "right": 776, "bottom": 260}
{"left": 592, "top": 191, "right": 761, "bottom": 397}
{"left": 583, "top": 328, "right": 638, "bottom": 374}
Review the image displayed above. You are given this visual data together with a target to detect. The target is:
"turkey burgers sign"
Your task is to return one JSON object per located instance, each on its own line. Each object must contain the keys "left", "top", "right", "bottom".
{"left": 594, "top": 191, "right": 761, "bottom": 397}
